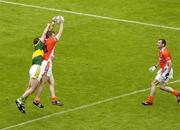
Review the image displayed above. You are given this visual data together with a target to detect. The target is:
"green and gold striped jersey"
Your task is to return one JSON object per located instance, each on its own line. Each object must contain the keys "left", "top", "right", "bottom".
{"left": 32, "top": 40, "right": 44, "bottom": 65}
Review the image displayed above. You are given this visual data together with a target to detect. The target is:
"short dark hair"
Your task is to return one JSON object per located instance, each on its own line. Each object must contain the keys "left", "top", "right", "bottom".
{"left": 46, "top": 31, "right": 55, "bottom": 38}
{"left": 33, "top": 38, "right": 39, "bottom": 45}
{"left": 159, "top": 39, "right": 166, "bottom": 46}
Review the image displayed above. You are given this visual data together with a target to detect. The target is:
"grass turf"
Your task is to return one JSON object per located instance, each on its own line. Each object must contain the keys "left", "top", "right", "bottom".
{"left": 0, "top": 0, "right": 180, "bottom": 130}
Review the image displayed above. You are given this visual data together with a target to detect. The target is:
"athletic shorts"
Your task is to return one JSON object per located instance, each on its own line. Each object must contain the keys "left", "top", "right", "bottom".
{"left": 38, "top": 60, "right": 52, "bottom": 80}
{"left": 29, "top": 64, "right": 42, "bottom": 81}
{"left": 155, "top": 67, "right": 173, "bottom": 84}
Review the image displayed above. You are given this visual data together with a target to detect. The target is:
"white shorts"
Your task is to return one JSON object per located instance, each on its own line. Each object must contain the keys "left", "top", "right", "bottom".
{"left": 155, "top": 67, "right": 173, "bottom": 84}
{"left": 29, "top": 64, "right": 42, "bottom": 81}
{"left": 38, "top": 60, "right": 52, "bottom": 80}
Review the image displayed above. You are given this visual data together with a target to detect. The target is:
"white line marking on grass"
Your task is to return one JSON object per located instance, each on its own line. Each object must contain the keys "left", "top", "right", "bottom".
{"left": 0, "top": 0, "right": 180, "bottom": 31}
{"left": 1, "top": 79, "right": 180, "bottom": 130}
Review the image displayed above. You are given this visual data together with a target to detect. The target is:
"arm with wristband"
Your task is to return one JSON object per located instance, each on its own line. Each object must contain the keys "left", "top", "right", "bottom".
{"left": 149, "top": 63, "right": 159, "bottom": 72}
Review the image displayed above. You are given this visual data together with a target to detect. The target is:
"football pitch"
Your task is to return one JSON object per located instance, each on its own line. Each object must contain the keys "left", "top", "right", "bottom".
{"left": 0, "top": 0, "right": 180, "bottom": 130}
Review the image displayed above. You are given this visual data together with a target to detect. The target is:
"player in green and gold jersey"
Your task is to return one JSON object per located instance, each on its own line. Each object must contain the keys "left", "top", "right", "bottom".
{"left": 15, "top": 23, "right": 50, "bottom": 113}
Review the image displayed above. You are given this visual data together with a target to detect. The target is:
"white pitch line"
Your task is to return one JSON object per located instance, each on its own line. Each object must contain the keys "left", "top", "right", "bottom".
{"left": 0, "top": 0, "right": 180, "bottom": 31}
{"left": 1, "top": 79, "right": 180, "bottom": 130}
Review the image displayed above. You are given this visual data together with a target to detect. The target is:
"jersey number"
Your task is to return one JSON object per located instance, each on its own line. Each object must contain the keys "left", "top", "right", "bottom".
{"left": 43, "top": 45, "right": 48, "bottom": 53}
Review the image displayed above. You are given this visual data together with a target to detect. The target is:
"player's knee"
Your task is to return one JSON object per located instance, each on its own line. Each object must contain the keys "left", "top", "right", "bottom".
{"left": 151, "top": 81, "right": 156, "bottom": 87}
{"left": 160, "top": 86, "right": 165, "bottom": 90}
{"left": 29, "top": 86, "right": 36, "bottom": 94}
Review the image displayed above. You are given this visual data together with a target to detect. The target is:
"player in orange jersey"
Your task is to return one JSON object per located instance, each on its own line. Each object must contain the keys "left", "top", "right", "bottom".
{"left": 142, "top": 39, "right": 180, "bottom": 105}
{"left": 33, "top": 16, "right": 64, "bottom": 108}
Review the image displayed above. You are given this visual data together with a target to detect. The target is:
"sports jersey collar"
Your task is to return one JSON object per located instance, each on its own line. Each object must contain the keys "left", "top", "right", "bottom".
{"left": 160, "top": 47, "right": 166, "bottom": 52}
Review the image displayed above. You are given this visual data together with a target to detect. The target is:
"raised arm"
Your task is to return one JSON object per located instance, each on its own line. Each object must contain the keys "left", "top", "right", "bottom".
{"left": 39, "top": 23, "right": 50, "bottom": 42}
{"left": 49, "top": 21, "right": 55, "bottom": 31}
{"left": 55, "top": 16, "right": 64, "bottom": 41}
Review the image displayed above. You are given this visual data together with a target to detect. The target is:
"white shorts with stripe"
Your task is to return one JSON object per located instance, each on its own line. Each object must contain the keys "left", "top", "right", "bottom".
{"left": 155, "top": 67, "right": 173, "bottom": 84}
{"left": 38, "top": 60, "right": 52, "bottom": 81}
{"left": 29, "top": 64, "right": 42, "bottom": 81}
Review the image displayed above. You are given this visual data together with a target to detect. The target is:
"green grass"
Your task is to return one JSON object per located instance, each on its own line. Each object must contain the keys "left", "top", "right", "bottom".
{"left": 0, "top": 0, "right": 180, "bottom": 130}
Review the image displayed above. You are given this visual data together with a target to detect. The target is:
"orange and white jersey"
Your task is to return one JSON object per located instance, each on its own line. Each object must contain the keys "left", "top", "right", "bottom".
{"left": 44, "top": 37, "right": 57, "bottom": 61}
{"left": 38, "top": 37, "right": 58, "bottom": 78}
{"left": 158, "top": 47, "right": 171, "bottom": 69}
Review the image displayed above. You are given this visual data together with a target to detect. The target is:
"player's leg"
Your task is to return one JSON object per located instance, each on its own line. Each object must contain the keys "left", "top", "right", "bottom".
{"left": 16, "top": 79, "right": 39, "bottom": 113}
{"left": 142, "top": 69, "right": 164, "bottom": 105}
{"left": 33, "top": 61, "right": 48, "bottom": 108}
{"left": 23, "top": 79, "right": 39, "bottom": 98}
{"left": 159, "top": 82, "right": 180, "bottom": 102}
{"left": 16, "top": 65, "right": 41, "bottom": 113}
{"left": 17, "top": 79, "right": 39, "bottom": 103}
{"left": 35, "top": 76, "right": 48, "bottom": 99}
{"left": 33, "top": 75, "right": 48, "bottom": 108}
{"left": 142, "top": 79, "right": 160, "bottom": 105}
{"left": 15, "top": 80, "right": 31, "bottom": 113}
{"left": 21, "top": 80, "right": 31, "bottom": 101}
{"left": 48, "top": 74, "right": 63, "bottom": 106}
{"left": 160, "top": 85, "right": 177, "bottom": 94}
{"left": 159, "top": 68, "right": 180, "bottom": 102}
{"left": 48, "top": 74, "right": 55, "bottom": 98}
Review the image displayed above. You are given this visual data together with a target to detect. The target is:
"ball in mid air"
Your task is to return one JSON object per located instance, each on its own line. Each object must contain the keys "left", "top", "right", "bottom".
{"left": 52, "top": 16, "right": 64, "bottom": 23}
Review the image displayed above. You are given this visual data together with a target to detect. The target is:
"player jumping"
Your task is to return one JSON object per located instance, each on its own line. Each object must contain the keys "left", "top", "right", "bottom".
{"left": 33, "top": 16, "right": 64, "bottom": 108}
{"left": 15, "top": 23, "right": 50, "bottom": 113}
{"left": 142, "top": 39, "right": 180, "bottom": 105}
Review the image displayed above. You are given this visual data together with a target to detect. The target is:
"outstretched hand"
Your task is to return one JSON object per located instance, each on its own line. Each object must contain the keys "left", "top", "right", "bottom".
{"left": 59, "top": 16, "right": 64, "bottom": 23}
{"left": 149, "top": 66, "right": 156, "bottom": 72}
